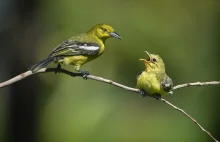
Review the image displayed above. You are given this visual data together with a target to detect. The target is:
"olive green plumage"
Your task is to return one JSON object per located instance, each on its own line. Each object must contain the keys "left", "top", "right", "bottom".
{"left": 136, "top": 51, "right": 173, "bottom": 98}
{"left": 30, "top": 24, "right": 121, "bottom": 73}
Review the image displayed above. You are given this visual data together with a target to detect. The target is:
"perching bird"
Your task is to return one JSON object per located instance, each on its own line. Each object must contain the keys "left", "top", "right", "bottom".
{"left": 136, "top": 51, "right": 173, "bottom": 99}
{"left": 29, "top": 24, "right": 122, "bottom": 76}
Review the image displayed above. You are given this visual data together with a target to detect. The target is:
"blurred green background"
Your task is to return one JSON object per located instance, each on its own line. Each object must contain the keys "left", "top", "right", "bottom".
{"left": 0, "top": 0, "right": 219, "bottom": 142}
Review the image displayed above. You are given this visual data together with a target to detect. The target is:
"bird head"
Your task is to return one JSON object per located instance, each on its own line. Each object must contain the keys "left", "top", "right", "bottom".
{"left": 87, "top": 24, "right": 122, "bottom": 41}
{"left": 139, "top": 51, "right": 165, "bottom": 73}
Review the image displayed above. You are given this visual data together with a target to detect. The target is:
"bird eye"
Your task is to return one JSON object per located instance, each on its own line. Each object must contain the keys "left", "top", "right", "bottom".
{"left": 152, "top": 58, "right": 157, "bottom": 62}
{"left": 102, "top": 28, "right": 107, "bottom": 32}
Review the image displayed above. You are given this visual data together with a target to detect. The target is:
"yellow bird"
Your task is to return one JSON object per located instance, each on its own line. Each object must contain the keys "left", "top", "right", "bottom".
{"left": 136, "top": 51, "right": 173, "bottom": 99}
{"left": 30, "top": 24, "right": 121, "bottom": 77}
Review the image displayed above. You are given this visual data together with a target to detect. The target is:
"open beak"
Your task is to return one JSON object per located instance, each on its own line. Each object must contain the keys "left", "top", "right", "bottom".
{"left": 139, "top": 51, "right": 153, "bottom": 67}
{"left": 144, "top": 51, "right": 152, "bottom": 62}
{"left": 139, "top": 59, "right": 149, "bottom": 64}
{"left": 109, "top": 32, "right": 122, "bottom": 39}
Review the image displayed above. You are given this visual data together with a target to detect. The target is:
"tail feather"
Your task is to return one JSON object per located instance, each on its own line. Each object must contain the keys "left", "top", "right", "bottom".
{"left": 29, "top": 57, "right": 54, "bottom": 73}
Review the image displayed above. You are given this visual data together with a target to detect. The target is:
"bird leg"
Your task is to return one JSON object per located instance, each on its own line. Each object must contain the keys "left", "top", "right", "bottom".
{"left": 78, "top": 69, "right": 90, "bottom": 80}
{"left": 139, "top": 90, "right": 161, "bottom": 100}
{"left": 73, "top": 65, "right": 90, "bottom": 79}
{"left": 55, "top": 64, "right": 62, "bottom": 73}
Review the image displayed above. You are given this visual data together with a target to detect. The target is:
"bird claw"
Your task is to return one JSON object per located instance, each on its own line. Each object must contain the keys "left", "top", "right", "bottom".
{"left": 139, "top": 91, "right": 161, "bottom": 100}
{"left": 55, "top": 64, "right": 61, "bottom": 73}
{"left": 79, "top": 70, "right": 90, "bottom": 80}
{"left": 139, "top": 90, "right": 146, "bottom": 97}
{"left": 83, "top": 74, "right": 89, "bottom": 80}
{"left": 152, "top": 94, "right": 161, "bottom": 100}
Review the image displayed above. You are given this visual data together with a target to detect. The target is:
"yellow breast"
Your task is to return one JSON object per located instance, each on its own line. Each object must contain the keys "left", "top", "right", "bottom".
{"left": 136, "top": 71, "right": 166, "bottom": 96}
{"left": 95, "top": 38, "right": 105, "bottom": 56}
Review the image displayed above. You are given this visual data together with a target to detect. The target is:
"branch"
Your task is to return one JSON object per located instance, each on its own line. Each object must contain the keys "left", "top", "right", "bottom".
{"left": 0, "top": 68, "right": 219, "bottom": 142}
{"left": 0, "top": 68, "right": 81, "bottom": 88}
{"left": 160, "top": 98, "right": 218, "bottom": 142}
{"left": 173, "top": 81, "right": 220, "bottom": 90}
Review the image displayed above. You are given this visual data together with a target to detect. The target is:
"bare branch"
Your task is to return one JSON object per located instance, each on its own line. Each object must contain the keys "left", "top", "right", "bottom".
{"left": 160, "top": 98, "right": 218, "bottom": 142}
{"left": 173, "top": 81, "right": 220, "bottom": 90}
{"left": 0, "top": 68, "right": 83, "bottom": 88}
{"left": 85, "top": 75, "right": 139, "bottom": 93}
{"left": 0, "top": 70, "right": 37, "bottom": 88}
{"left": 0, "top": 67, "right": 219, "bottom": 142}
{"left": 0, "top": 68, "right": 141, "bottom": 92}
{"left": 1, "top": 68, "right": 219, "bottom": 91}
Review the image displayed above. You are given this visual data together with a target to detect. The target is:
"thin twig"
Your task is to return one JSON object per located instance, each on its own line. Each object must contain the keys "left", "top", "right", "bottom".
{"left": 160, "top": 98, "right": 218, "bottom": 142}
{"left": 0, "top": 68, "right": 219, "bottom": 142}
{"left": 85, "top": 75, "right": 139, "bottom": 93}
{"left": 173, "top": 81, "right": 220, "bottom": 90}
{"left": 0, "top": 68, "right": 82, "bottom": 88}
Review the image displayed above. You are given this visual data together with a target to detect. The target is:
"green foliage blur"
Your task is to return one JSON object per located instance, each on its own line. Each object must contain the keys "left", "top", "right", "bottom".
{"left": 0, "top": 0, "right": 219, "bottom": 142}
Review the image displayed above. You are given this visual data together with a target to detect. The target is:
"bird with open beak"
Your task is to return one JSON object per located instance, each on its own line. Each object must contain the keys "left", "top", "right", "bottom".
{"left": 136, "top": 51, "right": 173, "bottom": 99}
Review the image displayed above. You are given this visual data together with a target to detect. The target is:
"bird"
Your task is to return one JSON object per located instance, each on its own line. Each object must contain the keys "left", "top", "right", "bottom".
{"left": 29, "top": 24, "right": 122, "bottom": 77}
{"left": 136, "top": 51, "right": 173, "bottom": 99}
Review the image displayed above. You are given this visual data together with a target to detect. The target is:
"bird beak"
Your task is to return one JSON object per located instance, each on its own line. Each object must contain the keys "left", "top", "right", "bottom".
{"left": 145, "top": 51, "right": 152, "bottom": 62}
{"left": 139, "top": 59, "right": 147, "bottom": 63}
{"left": 139, "top": 59, "right": 150, "bottom": 64}
{"left": 109, "top": 32, "right": 122, "bottom": 39}
{"left": 139, "top": 51, "right": 153, "bottom": 67}
{"left": 139, "top": 59, "right": 153, "bottom": 68}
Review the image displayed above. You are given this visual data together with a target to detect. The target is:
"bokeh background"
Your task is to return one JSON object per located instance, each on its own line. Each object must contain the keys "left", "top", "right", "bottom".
{"left": 0, "top": 0, "right": 219, "bottom": 142}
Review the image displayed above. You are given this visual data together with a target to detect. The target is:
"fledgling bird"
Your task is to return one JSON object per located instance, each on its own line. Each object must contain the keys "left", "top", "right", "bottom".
{"left": 136, "top": 51, "right": 173, "bottom": 99}
{"left": 29, "top": 24, "right": 122, "bottom": 77}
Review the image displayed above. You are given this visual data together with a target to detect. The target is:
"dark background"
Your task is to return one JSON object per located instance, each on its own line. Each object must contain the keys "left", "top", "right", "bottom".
{"left": 0, "top": 0, "right": 219, "bottom": 142}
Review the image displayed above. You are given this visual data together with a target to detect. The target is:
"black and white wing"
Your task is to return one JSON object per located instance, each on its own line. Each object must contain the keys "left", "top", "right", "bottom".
{"left": 48, "top": 39, "right": 100, "bottom": 57}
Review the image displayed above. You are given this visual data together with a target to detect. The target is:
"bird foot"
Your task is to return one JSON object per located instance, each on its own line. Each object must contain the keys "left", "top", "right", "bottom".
{"left": 150, "top": 94, "right": 161, "bottom": 100}
{"left": 55, "top": 64, "right": 61, "bottom": 73}
{"left": 78, "top": 70, "right": 90, "bottom": 80}
{"left": 139, "top": 90, "right": 147, "bottom": 97}
{"left": 139, "top": 91, "right": 161, "bottom": 100}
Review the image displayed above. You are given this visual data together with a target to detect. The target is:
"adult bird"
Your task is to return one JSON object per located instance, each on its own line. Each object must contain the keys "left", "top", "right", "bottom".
{"left": 136, "top": 51, "right": 173, "bottom": 99}
{"left": 29, "top": 24, "right": 122, "bottom": 77}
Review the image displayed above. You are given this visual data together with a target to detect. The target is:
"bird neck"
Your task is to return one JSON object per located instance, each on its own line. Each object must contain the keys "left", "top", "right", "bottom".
{"left": 145, "top": 67, "right": 165, "bottom": 75}
{"left": 98, "top": 37, "right": 107, "bottom": 43}
{"left": 87, "top": 31, "right": 107, "bottom": 43}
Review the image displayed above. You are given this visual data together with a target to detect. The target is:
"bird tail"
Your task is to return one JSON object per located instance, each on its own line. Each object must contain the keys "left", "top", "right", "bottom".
{"left": 29, "top": 57, "right": 54, "bottom": 73}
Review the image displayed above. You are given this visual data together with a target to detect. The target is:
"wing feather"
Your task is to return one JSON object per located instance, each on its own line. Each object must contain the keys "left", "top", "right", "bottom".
{"left": 161, "top": 77, "right": 173, "bottom": 92}
{"left": 48, "top": 39, "right": 100, "bottom": 57}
